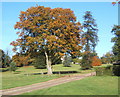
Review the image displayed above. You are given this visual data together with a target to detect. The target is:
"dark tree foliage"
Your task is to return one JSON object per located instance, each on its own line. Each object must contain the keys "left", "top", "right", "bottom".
{"left": 81, "top": 52, "right": 93, "bottom": 70}
{"left": 29, "top": 51, "right": 46, "bottom": 69}
{"left": 32, "top": 51, "right": 62, "bottom": 68}
{"left": 111, "top": 25, "right": 120, "bottom": 76}
{"left": 0, "top": 49, "right": 4, "bottom": 68}
{"left": 100, "top": 52, "right": 115, "bottom": 64}
{"left": 32, "top": 55, "right": 46, "bottom": 69}
{"left": 0, "top": 49, "right": 11, "bottom": 68}
{"left": 111, "top": 25, "right": 120, "bottom": 62}
{"left": 81, "top": 11, "right": 98, "bottom": 70}
{"left": 52, "top": 57, "right": 62, "bottom": 65}
{"left": 82, "top": 11, "right": 98, "bottom": 52}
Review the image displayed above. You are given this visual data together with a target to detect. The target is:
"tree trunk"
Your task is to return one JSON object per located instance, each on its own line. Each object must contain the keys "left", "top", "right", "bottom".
{"left": 45, "top": 51, "right": 53, "bottom": 75}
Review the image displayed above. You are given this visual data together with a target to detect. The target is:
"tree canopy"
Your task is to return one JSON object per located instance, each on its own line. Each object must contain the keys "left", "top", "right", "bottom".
{"left": 0, "top": 49, "right": 11, "bottom": 68}
{"left": 82, "top": 11, "right": 98, "bottom": 52}
{"left": 10, "top": 6, "right": 84, "bottom": 74}
{"left": 101, "top": 52, "right": 115, "bottom": 64}
{"left": 111, "top": 25, "right": 120, "bottom": 62}
{"left": 81, "top": 11, "right": 98, "bottom": 70}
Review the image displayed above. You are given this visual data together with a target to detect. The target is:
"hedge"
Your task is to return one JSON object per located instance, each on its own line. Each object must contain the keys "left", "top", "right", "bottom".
{"left": 94, "top": 65, "right": 113, "bottom": 76}
{"left": 113, "top": 62, "right": 120, "bottom": 76}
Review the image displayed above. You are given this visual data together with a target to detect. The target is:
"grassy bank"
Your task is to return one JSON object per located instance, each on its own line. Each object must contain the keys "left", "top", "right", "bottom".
{"left": 22, "top": 76, "right": 118, "bottom": 95}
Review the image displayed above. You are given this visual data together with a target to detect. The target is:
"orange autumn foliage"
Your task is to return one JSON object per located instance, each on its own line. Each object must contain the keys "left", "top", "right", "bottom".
{"left": 10, "top": 6, "right": 84, "bottom": 58}
{"left": 12, "top": 54, "right": 33, "bottom": 66}
{"left": 10, "top": 6, "right": 84, "bottom": 74}
{"left": 91, "top": 56, "right": 102, "bottom": 66}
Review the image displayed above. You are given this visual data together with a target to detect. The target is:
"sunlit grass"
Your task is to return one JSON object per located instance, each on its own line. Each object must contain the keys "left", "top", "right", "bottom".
{"left": 22, "top": 76, "right": 118, "bottom": 95}
{"left": 1, "top": 64, "right": 94, "bottom": 89}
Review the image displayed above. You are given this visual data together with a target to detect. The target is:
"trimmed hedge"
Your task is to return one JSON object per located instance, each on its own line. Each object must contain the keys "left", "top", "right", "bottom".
{"left": 94, "top": 65, "right": 113, "bottom": 76}
{"left": 113, "top": 62, "right": 120, "bottom": 76}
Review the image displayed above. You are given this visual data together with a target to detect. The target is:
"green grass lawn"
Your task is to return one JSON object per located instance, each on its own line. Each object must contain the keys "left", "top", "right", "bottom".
{"left": 22, "top": 76, "right": 118, "bottom": 95}
{"left": 1, "top": 64, "right": 94, "bottom": 89}
{"left": 1, "top": 73, "right": 59, "bottom": 89}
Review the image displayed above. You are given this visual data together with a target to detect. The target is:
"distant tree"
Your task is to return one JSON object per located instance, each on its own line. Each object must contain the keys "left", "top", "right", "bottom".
{"left": 4, "top": 49, "right": 12, "bottom": 67}
{"left": 12, "top": 54, "right": 32, "bottom": 67}
{"left": 91, "top": 56, "right": 102, "bottom": 66}
{"left": 63, "top": 55, "right": 72, "bottom": 67}
{"left": 100, "top": 56, "right": 107, "bottom": 64}
{"left": 101, "top": 52, "right": 115, "bottom": 64}
{"left": 10, "top": 6, "right": 83, "bottom": 74}
{"left": 111, "top": 25, "right": 120, "bottom": 62}
{"left": 81, "top": 11, "right": 98, "bottom": 69}
{"left": 0, "top": 49, "right": 11, "bottom": 68}
{"left": 0, "top": 49, "right": 4, "bottom": 68}
{"left": 72, "top": 58, "right": 81, "bottom": 64}
{"left": 9, "top": 61, "right": 17, "bottom": 72}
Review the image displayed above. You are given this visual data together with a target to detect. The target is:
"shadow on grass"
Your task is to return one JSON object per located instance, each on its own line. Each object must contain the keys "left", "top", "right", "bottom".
{"left": 24, "top": 71, "right": 80, "bottom": 75}
{"left": 13, "top": 71, "right": 23, "bottom": 74}
{"left": 0, "top": 68, "right": 9, "bottom": 72}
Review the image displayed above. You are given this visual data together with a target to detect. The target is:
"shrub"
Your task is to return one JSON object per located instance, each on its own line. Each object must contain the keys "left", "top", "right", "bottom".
{"left": 94, "top": 65, "right": 113, "bottom": 76}
{"left": 32, "top": 55, "right": 46, "bottom": 69}
{"left": 9, "top": 62, "right": 17, "bottom": 72}
{"left": 113, "top": 61, "right": 120, "bottom": 76}
{"left": 91, "top": 56, "right": 102, "bottom": 66}
{"left": 63, "top": 55, "right": 72, "bottom": 67}
{"left": 81, "top": 52, "right": 93, "bottom": 70}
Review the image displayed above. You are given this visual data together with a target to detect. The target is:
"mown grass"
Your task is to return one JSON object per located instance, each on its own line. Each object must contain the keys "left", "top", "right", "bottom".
{"left": 1, "top": 73, "right": 59, "bottom": 89}
{"left": 1, "top": 64, "right": 94, "bottom": 89}
{"left": 22, "top": 76, "right": 118, "bottom": 95}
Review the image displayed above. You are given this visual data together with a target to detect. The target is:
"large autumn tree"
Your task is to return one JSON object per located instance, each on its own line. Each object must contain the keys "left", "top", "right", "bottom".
{"left": 10, "top": 6, "right": 83, "bottom": 74}
{"left": 81, "top": 11, "right": 98, "bottom": 69}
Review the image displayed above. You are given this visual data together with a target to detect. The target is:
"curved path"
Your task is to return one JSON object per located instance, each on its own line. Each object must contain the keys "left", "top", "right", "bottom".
{"left": 1, "top": 72, "right": 96, "bottom": 96}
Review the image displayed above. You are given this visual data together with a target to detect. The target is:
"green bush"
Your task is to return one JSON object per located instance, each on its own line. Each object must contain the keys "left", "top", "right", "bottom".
{"left": 113, "top": 62, "right": 120, "bottom": 76}
{"left": 32, "top": 55, "right": 46, "bottom": 69}
{"left": 9, "top": 62, "right": 17, "bottom": 72}
{"left": 94, "top": 65, "right": 113, "bottom": 76}
{"left": 63, "top": 55, "right": 72, "bottom": 67}
{"left": 81, "top": 52, "right": 93, "bottom": 70}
